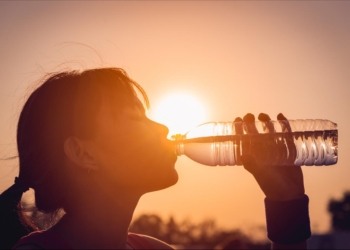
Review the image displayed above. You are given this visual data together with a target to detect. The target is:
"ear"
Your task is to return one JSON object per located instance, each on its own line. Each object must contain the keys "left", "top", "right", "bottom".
{"left": 63, "top": 137, "right": 100, "bottom": 171}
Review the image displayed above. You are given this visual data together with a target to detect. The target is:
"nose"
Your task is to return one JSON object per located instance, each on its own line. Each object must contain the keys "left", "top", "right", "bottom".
{"left": 149, "top": 119, "right": 169, "bottom": 137}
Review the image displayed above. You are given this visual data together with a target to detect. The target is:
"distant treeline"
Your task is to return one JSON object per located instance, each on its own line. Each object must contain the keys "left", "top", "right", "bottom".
{"left": 129, "top": 213, "right": 270, "bottom": 249}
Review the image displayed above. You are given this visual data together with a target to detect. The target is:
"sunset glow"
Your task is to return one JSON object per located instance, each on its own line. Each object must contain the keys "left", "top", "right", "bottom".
{"left": 150, "top": 93, "right": 206, "bottom": 136}
{"left": 0, "top": 1, "right": 349, "bottom": 236}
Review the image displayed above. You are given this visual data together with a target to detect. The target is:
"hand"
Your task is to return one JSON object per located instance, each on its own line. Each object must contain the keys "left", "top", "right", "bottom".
{"left": 237, "top": 113, "right": 305, "bottom": 201}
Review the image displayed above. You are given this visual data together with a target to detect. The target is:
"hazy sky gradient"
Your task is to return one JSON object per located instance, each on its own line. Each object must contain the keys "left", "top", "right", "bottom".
{"left": 1, "top": 1, "right": 349, "bottom": 235}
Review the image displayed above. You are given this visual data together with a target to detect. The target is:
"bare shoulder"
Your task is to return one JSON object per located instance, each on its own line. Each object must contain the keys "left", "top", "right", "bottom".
{"left": 139, "top": 234, "right": 174, "bottom": 249}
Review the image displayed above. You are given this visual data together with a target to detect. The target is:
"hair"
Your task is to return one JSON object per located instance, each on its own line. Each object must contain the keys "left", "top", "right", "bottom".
{"left": 0, "top": 68, "right": 149, "bottom": 249}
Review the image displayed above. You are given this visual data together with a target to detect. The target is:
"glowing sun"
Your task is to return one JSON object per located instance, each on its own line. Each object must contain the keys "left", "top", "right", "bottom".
{"left": 149, "top": 93, "right": 206, "bottom": 137}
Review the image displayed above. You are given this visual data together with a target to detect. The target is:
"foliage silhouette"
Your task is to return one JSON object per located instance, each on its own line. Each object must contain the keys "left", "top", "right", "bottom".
{"left": 129, "top": 213, "right": 270, "bottom": 249}
{"left": 328, "top": 191, "right": 350, "bottom": 231}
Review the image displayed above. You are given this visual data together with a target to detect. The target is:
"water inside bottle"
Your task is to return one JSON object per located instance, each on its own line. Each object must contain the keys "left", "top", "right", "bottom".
{"left": 174, "top": 130, "right": 338, "bottom": 166}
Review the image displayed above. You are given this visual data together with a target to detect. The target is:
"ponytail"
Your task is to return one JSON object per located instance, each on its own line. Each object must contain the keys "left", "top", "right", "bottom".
{"left": 0, "top": 178, "right": 37, "bottom": 249}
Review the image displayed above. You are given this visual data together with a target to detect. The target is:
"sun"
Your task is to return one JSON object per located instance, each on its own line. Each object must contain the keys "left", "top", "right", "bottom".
{"left": 149, "top": 93, "right": 206, "bottom": 137}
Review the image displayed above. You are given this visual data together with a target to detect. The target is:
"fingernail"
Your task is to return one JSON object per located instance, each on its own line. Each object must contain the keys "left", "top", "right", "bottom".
{"left": 258, "top": 113, "right": 271, "bottom": 122}
{"left": 277, "top": 113, "right": 287, "bottom": 120}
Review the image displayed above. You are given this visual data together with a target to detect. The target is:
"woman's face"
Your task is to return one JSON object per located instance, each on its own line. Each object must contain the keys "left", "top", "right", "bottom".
{"left": 91, "top": 94, "right": 178, "bottom": 193}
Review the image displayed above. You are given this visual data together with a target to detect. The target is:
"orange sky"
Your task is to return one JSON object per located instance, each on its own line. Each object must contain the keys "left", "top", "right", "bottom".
{"left": 1, "top": 1, "right": 349, "bottom": 235}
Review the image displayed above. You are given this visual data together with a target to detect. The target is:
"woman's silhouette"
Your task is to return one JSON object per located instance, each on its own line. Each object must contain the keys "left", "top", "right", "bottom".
{"left": 0, "top": 68, "right": 310, "bottom": 249}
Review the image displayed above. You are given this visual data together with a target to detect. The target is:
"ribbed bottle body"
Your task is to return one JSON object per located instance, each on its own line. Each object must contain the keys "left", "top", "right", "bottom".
{"left": 173, "top": 119, "right": 338, "bottom": 166}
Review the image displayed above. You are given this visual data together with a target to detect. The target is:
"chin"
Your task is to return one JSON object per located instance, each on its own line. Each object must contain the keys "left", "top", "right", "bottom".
{"left": 166, "top": 170, "right": 179, "bottom": 187}
{"left": 146, "top": 169, "right": 179, "bottom": 193}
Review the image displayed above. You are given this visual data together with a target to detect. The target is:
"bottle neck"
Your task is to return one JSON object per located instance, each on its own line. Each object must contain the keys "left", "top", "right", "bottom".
{"left": 171, "top": 134, "right": 185, "bottom": 156}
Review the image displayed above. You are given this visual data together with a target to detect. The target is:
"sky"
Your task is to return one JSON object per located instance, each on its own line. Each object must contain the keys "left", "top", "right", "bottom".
{"left": 0, "top": 1, "right": 349, "bottom": 236}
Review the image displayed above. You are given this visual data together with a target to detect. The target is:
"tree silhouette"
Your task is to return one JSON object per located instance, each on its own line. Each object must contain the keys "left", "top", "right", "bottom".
{"left": 129, "top": 213, "right": 269, "bottom": 248}
{"left": 328, "top": 191, "right": 350, "bottom": 231}
{"left": 128, "top": 214, "right": 167, "bottom": 239}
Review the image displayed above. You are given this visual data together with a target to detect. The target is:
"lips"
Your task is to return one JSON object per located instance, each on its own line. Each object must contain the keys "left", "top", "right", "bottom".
{"left": 162, "top": 149, "right": 177, "bottom": 164}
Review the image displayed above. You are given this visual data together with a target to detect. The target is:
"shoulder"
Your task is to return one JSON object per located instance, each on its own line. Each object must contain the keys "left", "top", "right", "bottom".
{"left": 12, "top": 230, "right": 71, "bottom": 249}
{"left": 12, "top": 231, "right": 45, "bottom": 249}
{"left": 128, "top": 233, "right": 174, "bottom": 249}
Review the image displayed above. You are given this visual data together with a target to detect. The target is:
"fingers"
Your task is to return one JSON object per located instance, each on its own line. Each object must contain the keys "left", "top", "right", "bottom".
{"left": 236, "top": 112, "right": 286, "bottom": 171}
{"left": 277, "top": 113, "right": 296, "bottom": 165}
{"left": 239, "top": 113, "right": 287, "bottom": 122}
{"left": 243, "top": 113, "right": 255, "bottom": 123}
{"left": 277, "top": 113, "right": 287, "bottom": 121}
{"left": 243, "top": 113, "right": 258, "bottom": 134}
{"left": 258, "top": 113, "right": 274, "bottom": 133}
{"left": 234, "top": 117, "right": 244, "bottom": 135}
{"left": 277, "top": 113, "right": 292, "bottom": 133}
{"left": 240, "top": 113, "right": 261, "bottom": 175}
{"left": 257, "top": 113, "right": 290, "bottom": 133}
{"left": 258, "top": 113, "right": 271, "bottom": 122}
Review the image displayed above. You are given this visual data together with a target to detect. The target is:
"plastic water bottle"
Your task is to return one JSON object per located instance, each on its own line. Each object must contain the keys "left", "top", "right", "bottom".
{"left": 171, "top": 119, "right": 338, "bottom": 166}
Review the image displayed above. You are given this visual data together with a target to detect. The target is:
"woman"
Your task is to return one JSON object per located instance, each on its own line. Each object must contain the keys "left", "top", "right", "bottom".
{"left": 0, "top": 68, "right": 310, "bottom": 249}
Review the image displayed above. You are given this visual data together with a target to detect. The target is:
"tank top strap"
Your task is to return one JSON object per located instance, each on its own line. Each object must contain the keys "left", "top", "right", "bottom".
{"left": 127, "top": 233, "right": 155, "bottom": 249}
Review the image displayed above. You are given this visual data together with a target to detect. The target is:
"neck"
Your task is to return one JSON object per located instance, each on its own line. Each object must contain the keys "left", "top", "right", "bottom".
{"left": 52, "top": 188, "right": 141, "bottom": 249}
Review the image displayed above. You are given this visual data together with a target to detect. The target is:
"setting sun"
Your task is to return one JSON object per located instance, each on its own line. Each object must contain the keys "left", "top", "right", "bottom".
{"left": 149, "top": 93, "right": 206, "bottom": 137}
{"left": 1, "top": 2, "right": 348, "bottom": 244}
